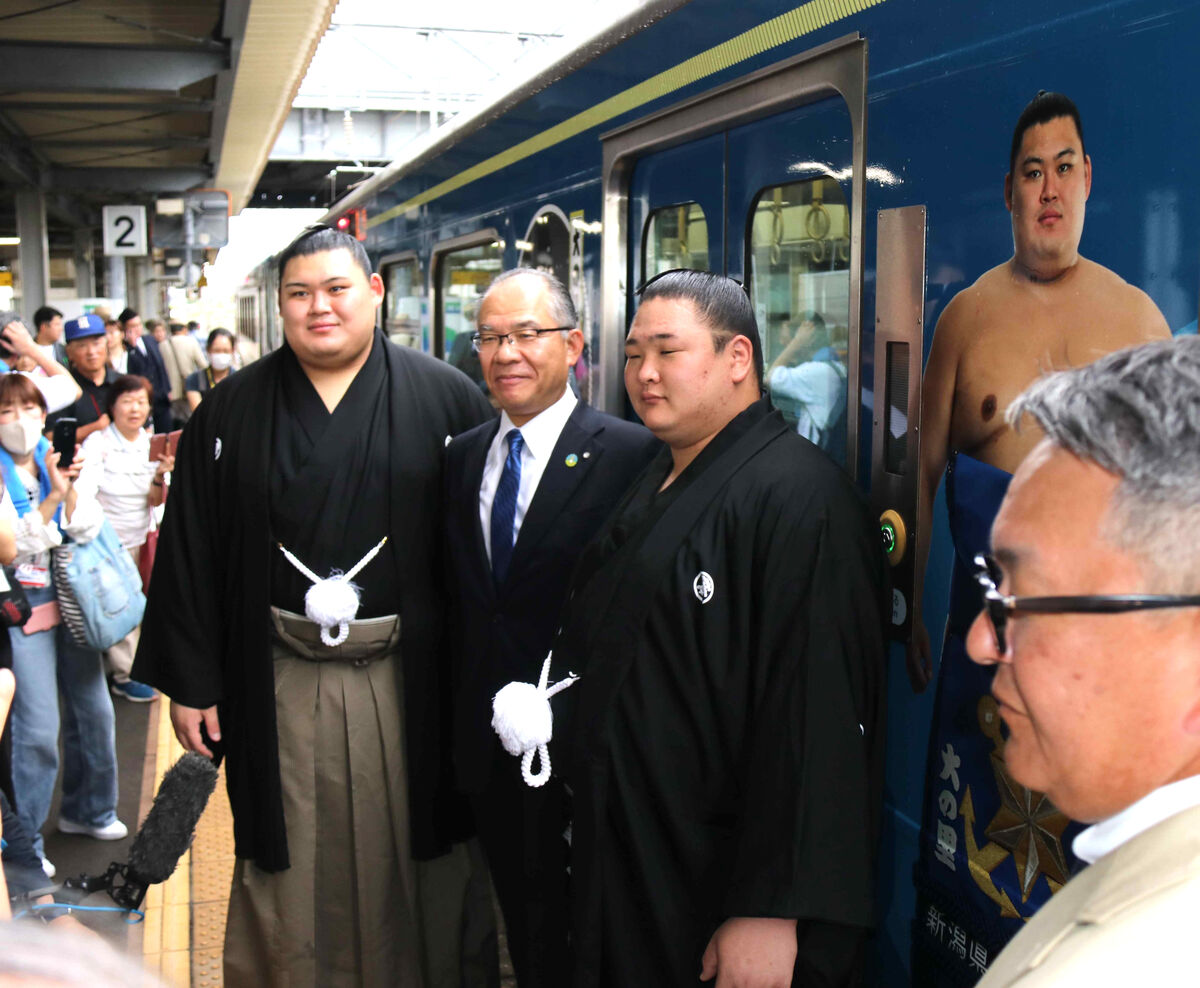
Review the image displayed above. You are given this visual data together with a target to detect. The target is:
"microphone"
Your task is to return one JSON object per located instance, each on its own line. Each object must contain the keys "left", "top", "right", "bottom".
{"left": 64, "top": 752, "right": 219, "bottom": 910}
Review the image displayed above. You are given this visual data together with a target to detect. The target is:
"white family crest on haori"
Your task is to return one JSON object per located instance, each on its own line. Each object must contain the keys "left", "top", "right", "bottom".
{"left": 214, "top": 437, "right": 223, "bottom": 460}
{"left": 276, "top": 536, "right": 389, "bottom": 646}
{"left": 693, "top": 570, "right": 715, "bottom": 604}
{"left": 492, "top": 653, "right": 578, "bottom": 787}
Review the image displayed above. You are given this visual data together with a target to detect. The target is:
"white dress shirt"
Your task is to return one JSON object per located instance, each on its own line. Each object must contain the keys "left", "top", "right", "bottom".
{"left": 1073, "top": 773, "right": 1200, "bottom": 864}
{"left": 479, "top": 386, "right": 578, "bottom": 564}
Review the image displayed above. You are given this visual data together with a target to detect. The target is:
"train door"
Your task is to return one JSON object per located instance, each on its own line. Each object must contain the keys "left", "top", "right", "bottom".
{"left": 379, "top": 251, "right": 426, "bottom": 351}
{"left": 601, "top": 37, "right": 866, "bottom": 478}
{"left": 431, "top": 229, "right": 503, "bottom": 392}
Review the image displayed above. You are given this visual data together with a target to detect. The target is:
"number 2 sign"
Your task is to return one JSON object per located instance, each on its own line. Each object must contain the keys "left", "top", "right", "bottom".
{"left": 102, "top": 205, "right": 148, "bottom": 257}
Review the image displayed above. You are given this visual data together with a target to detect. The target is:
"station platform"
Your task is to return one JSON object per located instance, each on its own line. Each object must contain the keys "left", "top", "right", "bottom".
{"left": 34, "top": 693, "right": 515, "bottom": 987}
{"left": 38, "top": 694, "right": 233, "bottom": 986}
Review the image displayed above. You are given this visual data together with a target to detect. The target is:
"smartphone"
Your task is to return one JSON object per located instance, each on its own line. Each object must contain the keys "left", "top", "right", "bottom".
{"left": 149, "top": 433, "right": 167, "bottom": 461}
{"left": 52, "top": 418, "right": 77, "bottom": 462}
{"left": 166, "top": 429, "right": 182, "bottom": 458}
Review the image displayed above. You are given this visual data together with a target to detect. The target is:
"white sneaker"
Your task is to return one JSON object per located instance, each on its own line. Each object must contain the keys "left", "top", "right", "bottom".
{"left": 57, "top": 817, "right": 128, "bottom": 841}
{"left": 40, "top": 856, "right": 56, "bottom": 878}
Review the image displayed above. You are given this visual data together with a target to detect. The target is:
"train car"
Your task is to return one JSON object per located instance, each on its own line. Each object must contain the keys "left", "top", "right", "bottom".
{"left": 297, "top": 0, "right": 1198, "bottom": 982}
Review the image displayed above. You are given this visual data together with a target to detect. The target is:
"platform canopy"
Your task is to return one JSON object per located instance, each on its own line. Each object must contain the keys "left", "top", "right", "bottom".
{"left": 0, "top": 0, "right": 337, "bottom": 240}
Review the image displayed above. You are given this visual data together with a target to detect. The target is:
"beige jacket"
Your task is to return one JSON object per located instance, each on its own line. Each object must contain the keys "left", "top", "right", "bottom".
{"left": 160, "top": 333, "right": 207, "bottom": 400}
{"left": 977, "top": 804, "right": 1200, "bottom": 986}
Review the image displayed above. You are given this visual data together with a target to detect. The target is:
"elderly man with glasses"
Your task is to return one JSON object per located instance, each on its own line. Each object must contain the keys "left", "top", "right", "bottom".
{"left": 967, "top": 334, "right": 1200, "bottom": 986}
{"left": 444, "top": 267, "right": 658, "bottom": 985}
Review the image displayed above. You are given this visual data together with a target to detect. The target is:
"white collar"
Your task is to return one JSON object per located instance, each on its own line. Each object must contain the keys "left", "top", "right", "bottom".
{"left": 107, "top": 423, "right": 149, "bottom": 451}
{"left": 1073, "top": 773, "right": 1200, "bottom": 864}
{"left": 494, "top": 387, "right": 577, "bottom": 463}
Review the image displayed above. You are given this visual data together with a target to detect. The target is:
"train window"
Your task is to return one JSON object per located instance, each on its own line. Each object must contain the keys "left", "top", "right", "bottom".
{"left": 435, "top": 238, "right": 503, "bottom": 390}
{"left": 644, "top": 202, "right": 709, "bottom": 281}
{"left": 518, "top": 209, "right": 571, "bottom": 288}
{"left": 749, "top": 178, "right": 851, "bottom": 466}
{"left": 382, "top": 257, "right": 423, "bottom": 349}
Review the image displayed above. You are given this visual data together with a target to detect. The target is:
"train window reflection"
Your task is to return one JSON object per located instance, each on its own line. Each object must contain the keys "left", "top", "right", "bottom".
{"left": 383, "top": 257, "right": 423, "bottom": 350}
{"left": 518, "top": 209, "right": 571, "bottom": 287}
{"left": 644, "top": 202, "right": 709, "bottom": 280}
{"left": 436, "top": 240, "right": 503, "bottom": 391}
{"left": 750, "top": 179, "right": 851, "bottom": 466}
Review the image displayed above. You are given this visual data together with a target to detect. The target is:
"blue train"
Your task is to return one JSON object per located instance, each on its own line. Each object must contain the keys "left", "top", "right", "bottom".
{"left": 236, "top": 0, "right": 1200, "bottom": 982}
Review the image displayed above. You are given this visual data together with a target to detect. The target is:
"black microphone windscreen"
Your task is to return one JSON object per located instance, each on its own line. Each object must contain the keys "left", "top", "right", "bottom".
{"left": 127, "top": 751, "right": 219, "bottom": 885}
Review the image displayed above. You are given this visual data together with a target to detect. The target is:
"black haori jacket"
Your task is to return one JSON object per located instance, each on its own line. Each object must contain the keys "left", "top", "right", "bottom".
{"left": 134, "top": 333, "right": 494, "bottom": 870}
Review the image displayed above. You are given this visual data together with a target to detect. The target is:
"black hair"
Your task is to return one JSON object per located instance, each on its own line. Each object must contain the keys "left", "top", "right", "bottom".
{"left": 186, "top": 321, "right": 199, "bottom": 331}
{"left": 276, "top": 225, "right": 372, "bottom": 286}
{"left": 168, "top": 321, "right": 187, "bottom": 334}
{"left": 105, "top": 374, "right": 153, "bottom": 418}
{"left": 117, "top": 307, "right": 138, "bottom": 325}
{"left": 206, "top": 327, "right": 236, "bottom": 351}
{"left": 32, "top": 306, "right": 61, "bottom": 329}
{"left": 636, "top": 269, "right": 763, "bottom": 387}
{"left": 1009, "top": 91, "right": 1085, "bottom": 176}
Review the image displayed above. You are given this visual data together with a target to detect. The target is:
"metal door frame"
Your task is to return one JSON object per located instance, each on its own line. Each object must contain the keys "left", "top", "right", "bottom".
{"left": 599, "top": 34, "right": 868, "bottom": 479}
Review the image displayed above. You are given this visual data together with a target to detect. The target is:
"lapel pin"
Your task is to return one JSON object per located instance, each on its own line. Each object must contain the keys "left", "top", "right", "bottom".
{"left": 582, "top": 451, "right": 591, "bottom": 459}
{"left": 565, "top": 453, "right": 579, "bottom": 468}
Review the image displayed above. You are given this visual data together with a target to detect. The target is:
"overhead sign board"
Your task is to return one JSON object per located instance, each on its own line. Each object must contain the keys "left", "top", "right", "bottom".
{"left": 102, "top": 205, "right": 148, "bottom": 257}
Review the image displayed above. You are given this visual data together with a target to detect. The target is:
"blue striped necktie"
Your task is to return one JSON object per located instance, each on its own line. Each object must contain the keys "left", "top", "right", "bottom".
{"left": 490, "top": 428, "right": 524, "bottom": 582}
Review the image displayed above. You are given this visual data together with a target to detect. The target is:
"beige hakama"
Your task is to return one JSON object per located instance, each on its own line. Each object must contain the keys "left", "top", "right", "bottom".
{"left": 224, "top": 611, "right": 494, "bottom": 987}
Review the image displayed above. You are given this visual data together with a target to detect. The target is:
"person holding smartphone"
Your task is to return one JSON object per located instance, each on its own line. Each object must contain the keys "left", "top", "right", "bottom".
{"left": 75, "top": 375, "right": 171, "bottom": 703}
{"left": 0, "top": 373, "right": 119, "bottom": 880}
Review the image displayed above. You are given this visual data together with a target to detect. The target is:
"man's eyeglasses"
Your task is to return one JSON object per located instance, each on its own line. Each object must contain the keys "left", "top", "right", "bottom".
{"left": 973, "top": 553, "right": 1200, "bottom": 654}
{"left": 471, "top": 327, "right": 572, "bottom": 353}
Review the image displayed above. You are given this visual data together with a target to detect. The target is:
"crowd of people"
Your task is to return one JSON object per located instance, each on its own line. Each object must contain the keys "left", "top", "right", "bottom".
{"left": 3, "top": 88, "right": 1200, "bottom": 988}
{"left": 0, "top": 304, "right": 240, "bottom": 892}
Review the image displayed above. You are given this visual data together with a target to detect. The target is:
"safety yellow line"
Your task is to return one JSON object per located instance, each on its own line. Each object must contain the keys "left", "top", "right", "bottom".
{"left": 142, "top": 698, "right": 191, "bottom": 986}
{"left": 369, "top": 0, "right": 886, "bottom": 228}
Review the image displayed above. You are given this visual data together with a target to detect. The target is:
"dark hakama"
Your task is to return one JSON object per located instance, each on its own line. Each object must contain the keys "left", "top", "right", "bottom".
{"left": 134, "top": 332, "right": 496, "bottom": 986}
{"left": 554, "top": 398, "right": 888, "bottom": 987}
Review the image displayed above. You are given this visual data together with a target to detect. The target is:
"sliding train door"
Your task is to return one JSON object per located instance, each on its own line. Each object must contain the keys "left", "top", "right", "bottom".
{"left": 601, "top": 35, "right": 865, "bottom": 478}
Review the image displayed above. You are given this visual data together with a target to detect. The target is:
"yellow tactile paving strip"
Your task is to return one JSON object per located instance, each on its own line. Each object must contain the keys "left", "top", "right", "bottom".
{"left": 141, "top": 699, "right": 236, "bottom": 987}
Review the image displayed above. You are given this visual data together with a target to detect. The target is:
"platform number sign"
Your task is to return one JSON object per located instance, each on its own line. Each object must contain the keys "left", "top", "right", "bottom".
{"left": 102, "top": 205, "right": 148, "bottom": 257}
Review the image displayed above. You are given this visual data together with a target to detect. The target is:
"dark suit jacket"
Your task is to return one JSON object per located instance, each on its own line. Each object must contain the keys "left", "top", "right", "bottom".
{"left": 126, "top": 337, "right": 171, "bottom": 403}
{"left": 445, "top": 401, "right": 659, "bottom": 794}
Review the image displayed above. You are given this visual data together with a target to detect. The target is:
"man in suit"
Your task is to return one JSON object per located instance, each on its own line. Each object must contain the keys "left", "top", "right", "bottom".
{"left": 119, "top": 308, "right": 172, "bottom": 433}
{"left": 968, "top": 336, "right": 1200, "bottom": 986}
{"left": 445, "top": 268, "right": 658, "bottom": 986}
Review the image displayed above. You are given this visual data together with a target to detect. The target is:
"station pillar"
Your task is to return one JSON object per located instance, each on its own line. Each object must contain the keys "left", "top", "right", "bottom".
{"left": 106, "top": 255, "right": 127, "bottom": 307}
{"left": 15, "top": 188, "right": 49, "bottom": 315}
{"left": 73, "top": 228, "right": 95, "bottom": 298}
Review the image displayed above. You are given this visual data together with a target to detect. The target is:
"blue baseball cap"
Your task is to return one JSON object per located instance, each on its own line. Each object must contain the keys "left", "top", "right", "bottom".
{"left": 64, "top": 313, "right": 106, "bottom": 341}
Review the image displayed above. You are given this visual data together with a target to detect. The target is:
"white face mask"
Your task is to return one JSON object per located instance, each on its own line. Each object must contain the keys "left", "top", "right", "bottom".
{"left": 0, "top": 415, "right": 43, "bottom": 456}
{"left": 209, "top": 352, "right": 233, "bottom": 371}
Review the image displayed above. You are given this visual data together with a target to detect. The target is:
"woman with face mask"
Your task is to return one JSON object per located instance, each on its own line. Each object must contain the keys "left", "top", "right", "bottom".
{"left": 184, "top": 327, "right": 236, "bottom": 412}
{"left": 74, "top": 375, "right": 172, "bottom": 704}
{"left": 0, "top": 373, "right": 121, "bottom": 880}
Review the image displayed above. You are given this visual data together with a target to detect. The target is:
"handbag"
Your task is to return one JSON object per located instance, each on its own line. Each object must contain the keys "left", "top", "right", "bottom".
{"left": 52, "top": 520, "right": 146, "bottom": 651}
{"left": 0, "top": 565, "right": 31, "bottom": 628}
{"left": 138, "top": 512, "right": 160, "bottom": 595}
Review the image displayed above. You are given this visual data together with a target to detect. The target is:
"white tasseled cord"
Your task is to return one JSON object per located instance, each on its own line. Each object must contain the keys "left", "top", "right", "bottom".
{"left": 491, "top": 652, "right": 578, "bottom": 787}
{"left": 277, "top": 536, "right": 389, "bottom": 646}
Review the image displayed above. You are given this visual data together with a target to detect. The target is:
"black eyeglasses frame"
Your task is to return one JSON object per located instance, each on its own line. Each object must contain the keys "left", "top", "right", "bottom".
{"left": 972, "top": 553, "right": 1200, "bottom": 654}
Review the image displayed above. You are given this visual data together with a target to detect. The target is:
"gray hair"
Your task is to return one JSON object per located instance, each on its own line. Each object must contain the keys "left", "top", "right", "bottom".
{"left": 1007, "top": 335, "right": 1200, "bottom": 592}
{"left": 480, "top": 267, "right": 577, "bottom": 329}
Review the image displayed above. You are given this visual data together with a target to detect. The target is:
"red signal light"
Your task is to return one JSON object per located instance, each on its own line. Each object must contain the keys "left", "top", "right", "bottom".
{"left": 336, "top": 215, "right": 351, "bottom": 231}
